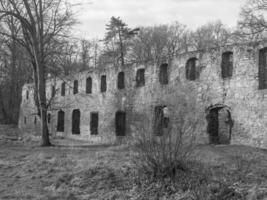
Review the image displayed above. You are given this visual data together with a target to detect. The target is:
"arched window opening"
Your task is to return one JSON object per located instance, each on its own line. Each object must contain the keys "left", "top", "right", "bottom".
{"left": 117, "top": 72, "right": 125, "bottom": 89}
{"left": 86, "top": 77, "right": 92, "bottom": 94}
{"left": 136, "top": 68, "right": 145, "bottom": 87}
{"left": 57, "top": 110, "right": 65, "bottom": 132}
{"left": 186, "top": 57, "right": 198, "bottom": 81}
{"left": 159, "top": 63, "right": 168, "bottom": 84}
{"left": 73, "top": 80, "right": 78, "bottom": 94}
{"left": 90, "top": 112, "right": 98, "bottom": 135}
{"left": 221, "top": 51, "right": 233, "bottom": 79}
{"left": 51, "top": 85, "right": 56, "bottom": 97}
{"left": 61, "top": 82, "right": 66, "bottom": 96}
{"left": 72, "top": 109, "right": 80, "bottom": 134}
{"left": 100, "top": 75, "right": 107, "bottom": 92}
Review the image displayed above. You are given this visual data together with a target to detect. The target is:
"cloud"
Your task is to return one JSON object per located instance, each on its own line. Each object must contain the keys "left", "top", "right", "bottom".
{"left": 71, "top": 0, "right": 246, "bottom": 39}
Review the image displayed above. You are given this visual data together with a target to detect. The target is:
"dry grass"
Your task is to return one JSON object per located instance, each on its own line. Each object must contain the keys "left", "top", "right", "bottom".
{"left": 0, "top": 139, "right": 266, "bottom": 200}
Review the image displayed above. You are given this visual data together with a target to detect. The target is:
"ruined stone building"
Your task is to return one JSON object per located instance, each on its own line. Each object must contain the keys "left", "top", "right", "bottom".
{"left": 18, "top": 42, "right": 267, "bottom": 148}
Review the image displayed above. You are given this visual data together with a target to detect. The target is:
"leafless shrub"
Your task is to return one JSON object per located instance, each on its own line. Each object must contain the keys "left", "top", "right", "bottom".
{"left": 132, "top": 82, "right": 204, "bottom": 180}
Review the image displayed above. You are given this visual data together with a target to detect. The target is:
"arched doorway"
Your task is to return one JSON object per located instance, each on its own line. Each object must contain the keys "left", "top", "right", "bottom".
{"left": 206, "top": 104, "right": 233, "bottom": 144}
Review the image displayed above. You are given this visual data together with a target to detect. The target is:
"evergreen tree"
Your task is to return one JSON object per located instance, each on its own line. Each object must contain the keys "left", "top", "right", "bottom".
{"left": 104, "top": 16, "right": 139, "bottom": 66}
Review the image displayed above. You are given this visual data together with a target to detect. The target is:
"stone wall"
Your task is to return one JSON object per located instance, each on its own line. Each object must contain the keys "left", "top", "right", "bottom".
{"left": 18, "top": 42, "right": 267, "bottom": 148}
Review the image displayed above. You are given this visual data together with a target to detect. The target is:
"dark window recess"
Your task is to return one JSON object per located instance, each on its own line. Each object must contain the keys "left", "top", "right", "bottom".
{"left": 259, "top": 48, "right": 267, "bottom": 89}
{"left": 136, "top": 68, "right": 145, "bottom": 87}
{"left": 90, "top": 112, "right": 98, "bottom": 135}
{"left": 154, "top": 106, "right": 164, "bottom": 136}
{"left": 47, "top": 113, "right": 51, "bottom": 124}
{"left": 159, "top": 63, "right": 168, "bottom": 84}
{"left": 34, "top": 116, "right": 37, "bottom": 124}
{"left": 73, "top": 80, "right": 78, "bottom": 94}
{"left": 24, "top": 117, "right": 27, "bottom": 124}
{"left": 221, "top": 52, "right": 233, "bottom": 79}
{"left": 154, "top": 106, "right": 169, "bottom": 136}
{"left": 26, "top": 91, "right": 29, "bottom": 99}
{"left": 115, "top": 111, "right": 126, "bottom": 136}
{"left": 117, "top": 72, "right": 125, "bottom": 89}
{"left": 51, "top": 85, "right": 56, "bottom": 97}
{"left": 61, "top": 82, "right": 65, "bottom": 96}
{"left": 72, "top": 109, "right": 80, "bottom": 134}
{"left": 86, "top": 77, "right": 92, "bottom": 94}
{"left": 186, "top": 58, "right": 198, "bottom": 80}
{"left": 101, "top": 75, "right": 107, "bottom": 92}
{"left": 57, "top": 110, "right": 65, "bottom": 132}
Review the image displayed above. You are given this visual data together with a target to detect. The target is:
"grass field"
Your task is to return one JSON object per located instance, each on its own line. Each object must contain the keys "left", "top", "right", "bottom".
{"left": 0, "top": 138, "right": 267, "bottom": 200}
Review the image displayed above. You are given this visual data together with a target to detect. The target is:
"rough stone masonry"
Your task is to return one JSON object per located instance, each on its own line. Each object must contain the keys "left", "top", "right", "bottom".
{"left": 18, "top": 41, "right": 267, "bottom": 148}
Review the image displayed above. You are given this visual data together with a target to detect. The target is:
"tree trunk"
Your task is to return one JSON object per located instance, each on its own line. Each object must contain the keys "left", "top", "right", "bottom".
{"left": 37, "top": 64, "right": 51, "bottom": 146}
{"left": 32, "top": 62, "right": 41, "bottom": 116}
{"left": 33, "top": 55, "right": 50, "bottom": 146}
{"left": 8, "top": 30, "right": 17, "bottom": 124}
{"left": 38, "top": 0, "right": 51, "bottom": 146}
{"left": 0, "top": 88, "right": 8, "bottom": 123}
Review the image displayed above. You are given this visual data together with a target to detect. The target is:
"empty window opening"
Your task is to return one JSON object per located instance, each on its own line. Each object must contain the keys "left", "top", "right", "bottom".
{"left": 51, "top": 85, "right": 56, "bottom": 97}
{"left": 57, "top": 110, "right": 65, "bottom": 132}
{"left": 159, "top": 63, "right": 168, "bottom": 84}
{"left": 259, "top": 48, "right": 267, "bottom": 89}
{"left": 136, "top": 68, "right": 145, "bottom": 87}
{"left": 90, "top": 112, "right": 98, "bottom": 135}
{"left": 221, "top": 51, "right": 233, "bottom": 79}
{"left": 26, "top": 90, "right": 29, "bottom": 99}
{"left": 73, "top": 80, "right": 78, "bottom": 94}
{"left": 115, "top": 111, "right": 126, "bottom": 136}
{"left": 186, "top": 57, "right": 198, "bottom": 80}
{"left": 163, "top": 106, "right": 170, "bottom": 128}
{"left": 61, "top": 82, "right": 65, "bottom": 96}
{"left": 34, "top": 116, "right": 37, "bottom": 124}
{"left": 24, "top": 117, "right": 27, "bottom": 124}
{"left": 117, "top": 72, "right": 125, "bottom": 89}
{"left": 101, "top": 75, "right": 107, "bottom": 92}
{"left": 72, "top": 109, "right": 80, "bottom": 135}
{"left": 154, "top": 106, "right": 169, "bottom": 136}
{"left": 86, "top": 77, "right": 92, "bottom": 94}
{"left": 47, "top": 113, "right": 51, "bottom": 124}
{"left": 206, "top": 106, "right": 233, "bottom": 144}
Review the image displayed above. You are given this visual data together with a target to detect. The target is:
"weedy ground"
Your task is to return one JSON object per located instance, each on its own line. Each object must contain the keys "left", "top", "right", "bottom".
{"left": 0, "top": 137, "right": 266, "bottom": 200}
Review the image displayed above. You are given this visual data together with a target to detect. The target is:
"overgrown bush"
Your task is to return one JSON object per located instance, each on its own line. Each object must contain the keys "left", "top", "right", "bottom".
{"left": 132, "top": 82, "right": 204, "bottom": 180}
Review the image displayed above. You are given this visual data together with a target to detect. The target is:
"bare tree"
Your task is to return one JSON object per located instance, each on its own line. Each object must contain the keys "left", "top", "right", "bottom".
{"left": 130, "top": 22, "right": 188, "bottom": 65}
{"left": 238, "top": 0, "right": 267, "bottom": 40}
{"left": 79, "top": 38, "right": 100, "bottom": 70}
{"left": 51, "top": 39, "right": 80, "bottom": 75}
{"left": 189, "top": 20, "right": 233, "bottom": 50}
{"left": 0, "top": 16, "right": 32, "bottom": 124}
{"left": 0, "top": 0, "right": 75, "bottom": 146}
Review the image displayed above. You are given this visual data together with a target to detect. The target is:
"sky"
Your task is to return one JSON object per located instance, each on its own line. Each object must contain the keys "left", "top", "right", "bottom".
{"left": 71, "top": 0, "right": 247, "bottom": 39}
